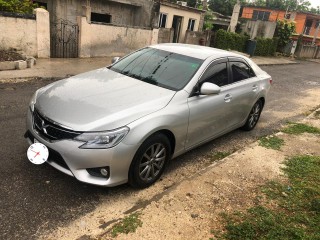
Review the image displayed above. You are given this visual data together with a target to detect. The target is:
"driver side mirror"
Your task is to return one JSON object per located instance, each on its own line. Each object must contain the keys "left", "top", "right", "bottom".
{"left": 200, "top": 82, "right": 221, "bottom": 95}
{"left": 111, "top": 57, "right": 120, "bottom": 64}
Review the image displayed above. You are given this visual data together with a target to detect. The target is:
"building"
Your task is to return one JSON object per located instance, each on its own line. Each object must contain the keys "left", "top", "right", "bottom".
{"left": 241, "top": 6, "right": 320, "bottom": 45}
{"left": 158, "top": 1, "right": 205, "bottom": 43}
{"left": 34, "top": 0, "right": 156, "bottom": 27}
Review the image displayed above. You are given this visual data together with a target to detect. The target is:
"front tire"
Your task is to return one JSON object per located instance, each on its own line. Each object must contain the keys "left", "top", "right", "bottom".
{"left": 129, "top": 133, "right": 171, "bottom": 188}
{"left": 242, "top": 100, "right": 263, "bottom": 131}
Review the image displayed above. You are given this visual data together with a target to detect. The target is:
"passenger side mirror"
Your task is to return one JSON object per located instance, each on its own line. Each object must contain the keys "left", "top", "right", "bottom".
{"left": 200, "top": 82, "right": 221, "bottom": 95}
{"left": 111, "top": 57, "right": 120, "bottom": 64}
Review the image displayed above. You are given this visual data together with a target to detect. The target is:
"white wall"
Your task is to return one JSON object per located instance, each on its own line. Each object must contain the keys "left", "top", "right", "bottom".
{"left": 0, "top": 8, "right": 50, "bottom": 58}
{"left": 0, "top": 16, "right": 37, "bottom": 56}
{"left": 159, "top": 5, "right": 201, "bottom": 43}
{"left": 78, "top": 17, "right": 156, "bottom": 57}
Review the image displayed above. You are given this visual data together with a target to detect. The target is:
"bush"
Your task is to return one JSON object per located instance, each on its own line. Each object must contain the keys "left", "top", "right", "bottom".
{"left": 214, "top": 29, "right": 278, "bottom": 56}
{"left": 276, "top": 20, "right": 296, "bottom": 52}
{"left": 0, "top": 0, "right": 38, "bottom": 14}
{"left": 255, "top": 37, "right": 279, "bottom": 56}
{"left": 215, "top": 29, "right": 249, "bottom": 52}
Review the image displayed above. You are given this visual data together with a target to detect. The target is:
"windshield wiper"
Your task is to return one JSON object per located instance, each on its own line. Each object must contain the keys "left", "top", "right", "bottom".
{"left": 142, "top": 76, "right": 158, "bottom": 86}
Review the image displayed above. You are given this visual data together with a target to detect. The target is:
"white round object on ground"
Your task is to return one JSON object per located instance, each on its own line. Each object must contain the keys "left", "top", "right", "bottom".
{"left": 27, "top": 143, "right": 49, "bottom": 165}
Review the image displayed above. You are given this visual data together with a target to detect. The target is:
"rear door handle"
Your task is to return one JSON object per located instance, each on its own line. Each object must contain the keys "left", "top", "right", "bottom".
{"left": 224, "top": 94, "right": 232, "bottom": 102}
{"left": 252, "top": 85, "right": 258, "bottom": 92}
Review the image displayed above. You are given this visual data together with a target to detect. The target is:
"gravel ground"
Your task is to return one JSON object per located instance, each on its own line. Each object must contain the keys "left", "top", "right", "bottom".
{"left": 42, "top": 115, "right": 320, "bottom": 240}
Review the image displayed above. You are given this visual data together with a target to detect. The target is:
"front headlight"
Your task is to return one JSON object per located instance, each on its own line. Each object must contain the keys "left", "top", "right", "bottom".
{"left": 74, "top": 127, "right": 130, "bottom": 149}
{"left": 29, "top": 90, "right": 39, "bottom": 112}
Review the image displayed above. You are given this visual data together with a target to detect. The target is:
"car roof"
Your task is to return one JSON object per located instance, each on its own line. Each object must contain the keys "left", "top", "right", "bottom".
{"left": 151, "top": 43, "right": 244, "bottom": 60}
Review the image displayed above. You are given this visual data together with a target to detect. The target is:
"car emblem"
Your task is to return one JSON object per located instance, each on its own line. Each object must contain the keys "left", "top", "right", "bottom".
{"left": 40, "top": 119, "right": 49, "bottom": 134}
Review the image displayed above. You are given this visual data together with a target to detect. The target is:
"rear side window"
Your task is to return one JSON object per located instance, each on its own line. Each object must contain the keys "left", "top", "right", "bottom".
{"left": 230, "top": 62, "right": 256, "bottom": 83}
{"left": 200, "top": 63, "right": 229, "bottom": 87}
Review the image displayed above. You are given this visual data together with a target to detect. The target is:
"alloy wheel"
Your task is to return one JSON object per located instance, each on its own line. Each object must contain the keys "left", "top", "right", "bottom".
{"left": 139, "top": 143, "right": 166, "bottom": 181}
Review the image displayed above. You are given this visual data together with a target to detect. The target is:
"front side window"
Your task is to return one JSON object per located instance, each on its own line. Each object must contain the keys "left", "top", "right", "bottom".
{"left": 230, "top": 62, "right": 256, "bottom": 83}
{"left": 109, "top": 48, "right": 203, "bottom": 91}
{"left": 200, "top": 63, "right": 229, "bottom": 87}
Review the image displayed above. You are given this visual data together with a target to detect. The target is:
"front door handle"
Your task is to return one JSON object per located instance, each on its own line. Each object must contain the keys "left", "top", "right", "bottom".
{"left": 252, "top": 85, "right": 258, "bottom": 92}
{"left": 224, "top": 94, "right": 232, "bottom": 102}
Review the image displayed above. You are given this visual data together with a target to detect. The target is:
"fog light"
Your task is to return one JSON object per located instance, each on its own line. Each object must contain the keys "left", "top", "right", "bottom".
{"left": 100, "top": 168, "right": 109, "bottom": 176}
{"left": 86, "top": 166, "right": 110, "bottom": 179}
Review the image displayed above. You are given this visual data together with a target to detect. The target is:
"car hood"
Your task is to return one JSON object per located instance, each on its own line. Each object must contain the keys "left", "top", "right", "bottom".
{"left": 35, "top": 68, "right": 175, "bottom": 131}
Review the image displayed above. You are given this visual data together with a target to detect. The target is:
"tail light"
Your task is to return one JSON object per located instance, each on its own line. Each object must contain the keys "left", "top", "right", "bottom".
{"left": 269, "top": 79, "right": 273, "bottom": 85}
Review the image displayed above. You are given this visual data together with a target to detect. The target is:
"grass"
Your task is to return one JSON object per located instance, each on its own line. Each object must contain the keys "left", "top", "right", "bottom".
{"left": 282, "top": 122, "right": 320, "bottom": 135}
{"left": 210, "top": 151, "right": 231, "bottom": 162}
{"left": 111, "top": 213, "right": 142, "bottom": 237}
{"left": 259, "top": 136, "right": 284, "bottom": 150}
{"left": 212, "top": 155, "right": 320, "bottom": 240}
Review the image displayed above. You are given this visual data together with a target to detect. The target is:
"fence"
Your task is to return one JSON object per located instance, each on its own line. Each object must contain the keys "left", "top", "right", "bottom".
{"left": 296, "top": 45, "right": 320, "bottom": 59}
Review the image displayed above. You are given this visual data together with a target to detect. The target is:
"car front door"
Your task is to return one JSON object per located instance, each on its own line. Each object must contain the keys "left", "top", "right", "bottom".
{"left": 186, "top": 59, "right": 233, "bottom": 149}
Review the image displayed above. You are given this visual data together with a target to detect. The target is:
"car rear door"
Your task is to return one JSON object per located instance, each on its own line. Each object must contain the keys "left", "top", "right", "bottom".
{"left": 226, "top": 57, "right": 261, "bottom": 127}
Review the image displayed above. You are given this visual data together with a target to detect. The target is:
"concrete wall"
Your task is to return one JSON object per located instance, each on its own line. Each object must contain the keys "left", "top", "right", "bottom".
{"left": 159, "top": 4, "right": 202, "bottom": 43}
{"left": 184, "top": 30, "right": 211, "bottom": 46}
{"left": 0, "top": 9, "right": 50, "bottom": 58}
{"left": 158, "top": 28, "right": 174, "bottom": 43}
{"left": 78, "top": 17, "right": 156, "bottom": 57}
{"left": 296, "top": 45, "right": 320, "bottom": 59}
{"left": 42, "top": 0, "right": 155, "bottom": 27}
{"left": 242, "top": 20, "right": 276, "bottom": 39}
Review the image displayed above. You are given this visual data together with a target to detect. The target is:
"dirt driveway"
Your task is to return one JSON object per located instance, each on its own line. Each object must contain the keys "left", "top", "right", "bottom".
{"left": 0, "top": 61, "right": 319, "bottom": 240}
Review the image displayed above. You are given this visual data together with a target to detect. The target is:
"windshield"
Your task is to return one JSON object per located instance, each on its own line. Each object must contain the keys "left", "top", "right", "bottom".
{"left": 109, "top": 48, "right": 203, "bottom": 91}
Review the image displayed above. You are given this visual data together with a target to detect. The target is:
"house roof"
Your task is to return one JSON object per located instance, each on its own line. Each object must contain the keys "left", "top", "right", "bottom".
{"left": 243, "top": 5, "right": 320, "bottom": 18}
{"left": 160, "top": 1, "right": 205, "bottom": 14}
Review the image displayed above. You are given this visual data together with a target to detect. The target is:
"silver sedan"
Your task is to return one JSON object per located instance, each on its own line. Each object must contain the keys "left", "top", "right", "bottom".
{"left": 25, "top": 44, "right": 272, "bottom": 188}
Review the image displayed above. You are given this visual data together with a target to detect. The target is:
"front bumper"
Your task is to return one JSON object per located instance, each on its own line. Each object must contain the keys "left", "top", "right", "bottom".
{"left": 25, "top": 109, "right": 138, "bottom": 187}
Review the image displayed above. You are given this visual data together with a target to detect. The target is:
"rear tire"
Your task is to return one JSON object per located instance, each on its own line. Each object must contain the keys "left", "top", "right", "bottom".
{"left": 128, "top": 133, "right": 171, "bottom": 188}
{"left": 242, "top": 100, "right": 263, "bottom": 131}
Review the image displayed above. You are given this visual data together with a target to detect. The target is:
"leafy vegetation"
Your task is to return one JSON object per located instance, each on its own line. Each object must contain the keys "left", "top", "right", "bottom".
{"left": 282, "top": 122, "right": 320, "bottom": 135}
{"left": 213, "top": 155, "right": 320, "bottom": 239}
{"left": 210, "top": 151, "right": 231, "bottom": 162}
{"left": 215, "top": 29, "right": 249, "bottom": 52}
{"left": 0, "top": 0, "right": 39, "bottom": 14}
{"left": 259, "top": 135, "right": 284, "bottom": 150}
{"left": 208, "top": 0, "right": 247, "bottom": 16}
{"left": 250, "top": 0, "right": 313, "bottom": 12}
{"left": 111, "top": 213, "right": 142, "bottom": 238}
{"left": 255, "top": 37, "right": 279, "bottom": 56}
{"left": 276, "top": 20, "right": 296, "bottom": 52}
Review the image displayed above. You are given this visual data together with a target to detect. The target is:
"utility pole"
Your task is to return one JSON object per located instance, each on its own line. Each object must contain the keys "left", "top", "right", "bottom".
{"left": 228, "top": 0, "right": 241, "bottom": 33}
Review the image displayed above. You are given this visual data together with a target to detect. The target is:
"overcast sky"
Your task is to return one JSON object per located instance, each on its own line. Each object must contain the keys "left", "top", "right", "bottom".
{"left": 309, "top": 0, "right": 320, "bottom": 8}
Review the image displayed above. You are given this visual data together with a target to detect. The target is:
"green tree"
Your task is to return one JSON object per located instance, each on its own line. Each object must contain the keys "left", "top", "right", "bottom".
{"left": 208, "top": 0, "right": 247, "bottom": 16}
{"left": 0, "top": 0, "right": 38, "bottom": 14}
{"left": 252, "top": 0, "right": 312, "bottom": 11}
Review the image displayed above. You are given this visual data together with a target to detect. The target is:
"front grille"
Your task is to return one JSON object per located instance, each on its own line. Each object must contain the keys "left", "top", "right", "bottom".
{"left": 25, "top": 130, "right": 70, "bottom": 171}
{"left": 33, "top": 109, "right": 82, "bottom": 141}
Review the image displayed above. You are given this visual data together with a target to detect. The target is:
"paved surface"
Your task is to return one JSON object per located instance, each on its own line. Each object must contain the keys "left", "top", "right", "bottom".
{"left": 0, "top": 57, "right": 113, "bottom": 79}
{"left": 0, "top": 60, "right": 319, "bottom": 239}
{"left": 0, "top": 55, "right": 296, "bottom": 80}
